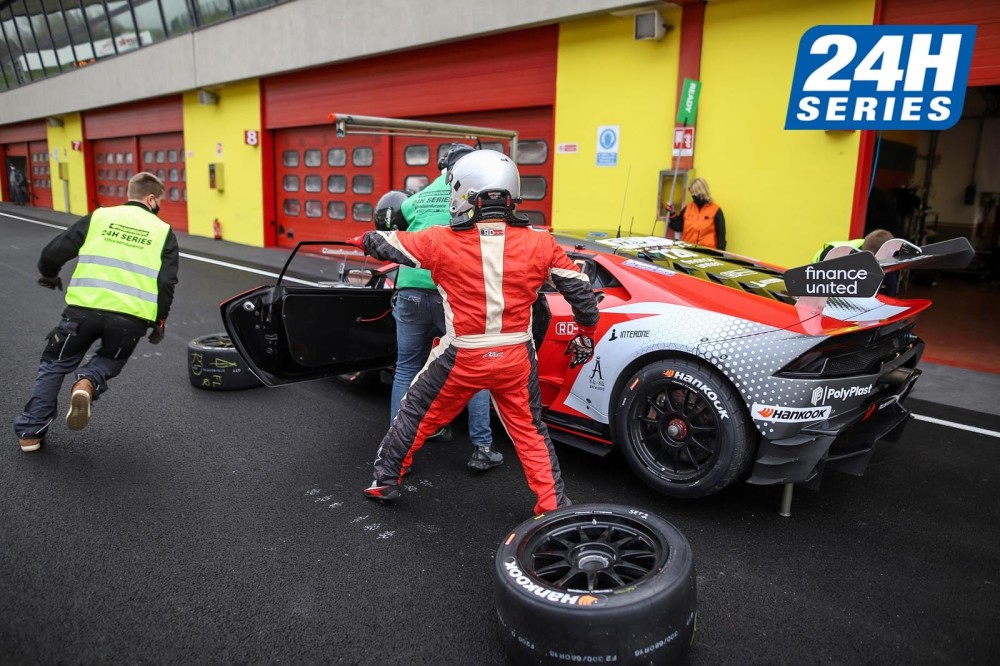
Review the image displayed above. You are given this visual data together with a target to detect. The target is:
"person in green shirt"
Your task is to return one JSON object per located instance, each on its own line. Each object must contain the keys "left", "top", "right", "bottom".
{"left": 389, "top": 144, "right": 501, "bottom": 471}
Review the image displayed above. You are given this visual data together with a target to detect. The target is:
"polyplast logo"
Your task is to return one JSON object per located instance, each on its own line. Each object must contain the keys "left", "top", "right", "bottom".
{"left": 786, "top": 25, "right": 976, "bottom": 130}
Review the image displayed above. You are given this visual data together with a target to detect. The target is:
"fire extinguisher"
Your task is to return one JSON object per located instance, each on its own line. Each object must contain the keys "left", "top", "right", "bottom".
{"left": 213, "top": 219, "right": 222, "bottom": 241}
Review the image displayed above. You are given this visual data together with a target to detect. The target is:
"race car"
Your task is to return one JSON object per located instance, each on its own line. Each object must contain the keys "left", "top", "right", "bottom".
{"left": 220, "top": 234, "right": 973, "bottom": 500}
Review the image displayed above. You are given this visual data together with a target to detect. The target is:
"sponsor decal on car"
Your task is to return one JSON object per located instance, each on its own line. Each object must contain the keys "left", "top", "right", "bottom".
{"left": 663, "top": 369, "right": 730, "bottom": 419}
{"left": 752, "top": 403, "right": 832, "bottom": 422}
{"left": 503, "top": 559, "right": 604, "bottom": 606}
{"left": 719, "top": 268, "right": 758, "bottom": 279}
{"left": 555, "top": 321, "right": 579, "bottom": 337}
{"left": 609, "top": 329, "right": 650, "bottom": 340}
{"left": 748, "top": 277, "right": 784, "bottom": 288}
{"left": 622, "top": 259, "right": 677, "bottom": 277}
{"left": 810, "top": 384, "right": 875, "bottom": 405}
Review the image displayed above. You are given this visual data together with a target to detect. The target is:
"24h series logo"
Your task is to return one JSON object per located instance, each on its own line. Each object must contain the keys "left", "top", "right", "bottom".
{"left": 786, "top": 25, "right": 976, "bottom": 130}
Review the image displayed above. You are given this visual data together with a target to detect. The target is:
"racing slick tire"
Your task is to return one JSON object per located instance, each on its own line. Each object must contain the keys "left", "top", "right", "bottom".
{"left": 616, "top": 358, "right": 755, "bottom": 499}
{"left": 187, "top": 333, "right": 263, "bottom": 391}
{"left": 495, "top": 504, "right": 697, "bottom": 665}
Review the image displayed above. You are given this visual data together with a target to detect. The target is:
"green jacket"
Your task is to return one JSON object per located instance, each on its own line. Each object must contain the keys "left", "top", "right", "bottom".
{"left": 396, "top": 175, "right": 451, "bottom": 290}
{"left": 813, "top": 239, "right": 863, "bottom": 263}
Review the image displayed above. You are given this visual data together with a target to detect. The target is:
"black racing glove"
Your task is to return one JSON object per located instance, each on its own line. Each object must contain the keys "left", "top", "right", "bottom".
{"left": 148, "top": 320, "right": 165, "bottom": 345}
{"left": 565, "top": 324, "right": 597, "bottom": 369}
{"left": 38, "top": 275, "right": 63, "bottom": 291}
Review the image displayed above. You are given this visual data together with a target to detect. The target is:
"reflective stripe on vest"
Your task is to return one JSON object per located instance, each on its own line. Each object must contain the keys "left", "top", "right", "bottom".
{"left": 66, "top": 205, "right": 169, "bottom": 321}
{"left": 681, "top": 202, "right": 719, "bottom": 248}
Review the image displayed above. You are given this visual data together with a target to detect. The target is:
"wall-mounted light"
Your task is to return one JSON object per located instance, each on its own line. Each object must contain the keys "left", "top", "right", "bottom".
{"left": 197, "top": 89, "right": 220, "bottom": 106}
{"left": 634, "top": 10, "right": 671, "bottom": 41}
{"left": 46, "top": 116, "right": 64, "bottom": 127}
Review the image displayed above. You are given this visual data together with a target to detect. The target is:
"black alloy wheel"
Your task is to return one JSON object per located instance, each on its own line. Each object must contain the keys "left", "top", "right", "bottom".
{"left": 616, "top": 358, "right": 754, "bottom": 498}
{"left": 495, "top": 504, "right": 697, "bottom": 665}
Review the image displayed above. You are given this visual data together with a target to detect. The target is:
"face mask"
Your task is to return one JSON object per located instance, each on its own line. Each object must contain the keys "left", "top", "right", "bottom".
{"left": 692, "top": 195, "right": 707, "bottom": 206}
{"left": 148, "top": 197, "right": 160, "bottom": 215}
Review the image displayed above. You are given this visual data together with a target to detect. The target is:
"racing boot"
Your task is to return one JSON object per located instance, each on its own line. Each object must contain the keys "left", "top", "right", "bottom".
{"left": 363, "top": 479, "right": 400, "bottom": 502}
{"left": 18, "top": 437, "right": 43, "bottom": 453}
{"left": 467, "top": 445, "right": 503, "bottom": 471}
{"left": 65, "top": 378, "right": 94, "bottom": 431}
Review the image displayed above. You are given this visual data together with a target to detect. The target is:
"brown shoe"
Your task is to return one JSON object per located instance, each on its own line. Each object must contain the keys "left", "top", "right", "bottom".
{"left": 18, "top": 437, "right": 43, "bottom": 452}
{"left": 66, "top": 378, "right": 94, "bottom": 431}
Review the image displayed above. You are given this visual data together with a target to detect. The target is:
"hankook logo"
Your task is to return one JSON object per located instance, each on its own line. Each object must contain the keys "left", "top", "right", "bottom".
{"left": 752, "top": 403, "right": 832, "bottom": 422}
{"left": 503, "top": 559, "right": 604, "bottom": 606}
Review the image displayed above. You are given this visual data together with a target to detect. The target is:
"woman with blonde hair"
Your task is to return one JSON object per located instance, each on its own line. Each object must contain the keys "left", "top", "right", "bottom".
{"left": 667, "top": 177, "right": 727, "bottom": 250}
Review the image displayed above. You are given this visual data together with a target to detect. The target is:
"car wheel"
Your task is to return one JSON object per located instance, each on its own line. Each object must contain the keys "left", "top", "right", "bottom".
{"left": 495, "top": 503, "right": 697, "bottom": 665}
{"left": 188, "top": 333, "right": 263, "bottom": 391}
{"left": 615, "top": 358, "right": 755, "bottom": 499}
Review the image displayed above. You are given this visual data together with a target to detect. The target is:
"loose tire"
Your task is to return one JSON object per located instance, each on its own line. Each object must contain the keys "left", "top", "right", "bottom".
{"left": 495, "top": 504, "right": 697, "bottom": 665}
{"left": 616, "top": 358, "right": 755, "bottom": 499}
{"left": 188, "top": 333, "right": 263, "bottom": 391}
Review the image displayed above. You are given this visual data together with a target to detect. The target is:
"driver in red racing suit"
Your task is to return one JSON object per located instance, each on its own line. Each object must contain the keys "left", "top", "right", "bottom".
{"left": 348, "top": 149, "right": 599, "bottom": 514}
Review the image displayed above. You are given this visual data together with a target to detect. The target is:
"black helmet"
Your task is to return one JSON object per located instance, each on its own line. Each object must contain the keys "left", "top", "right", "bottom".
{"left": 437, "top": 143, "right": 476, "bottom": 172}
{"left": 374, "top": 189, "right": 412, "bottom": 231}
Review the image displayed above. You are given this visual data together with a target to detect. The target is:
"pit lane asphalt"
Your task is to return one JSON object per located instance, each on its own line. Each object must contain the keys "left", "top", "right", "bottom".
{"left": 2, "top": 206, "right": 998, "bottom": 665}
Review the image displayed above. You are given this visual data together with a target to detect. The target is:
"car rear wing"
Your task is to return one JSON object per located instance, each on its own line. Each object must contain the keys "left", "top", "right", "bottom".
{"left": 328, "top": 113, "right": 520, "bottom": 162}
{"left": 786, "top": 236, "right": 974, "bottom": 332}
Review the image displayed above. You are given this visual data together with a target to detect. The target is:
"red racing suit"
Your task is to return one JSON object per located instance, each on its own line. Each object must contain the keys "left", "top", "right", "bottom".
{"left": 361, "top": 221, "right": 599, "bottom": 514}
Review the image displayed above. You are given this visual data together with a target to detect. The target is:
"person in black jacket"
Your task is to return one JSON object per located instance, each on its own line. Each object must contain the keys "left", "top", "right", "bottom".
{"left": 13, "top": 172, "right": 179, "bottom": 452}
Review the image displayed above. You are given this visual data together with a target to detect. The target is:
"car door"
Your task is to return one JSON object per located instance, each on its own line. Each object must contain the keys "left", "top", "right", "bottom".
{"left": 220, "top": 242, "right": 397, "bottom": 386}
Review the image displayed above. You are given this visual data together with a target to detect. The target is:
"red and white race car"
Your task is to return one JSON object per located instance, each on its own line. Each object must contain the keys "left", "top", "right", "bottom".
{"left": 221, "top": 234, "right": 972, "bottom": 501}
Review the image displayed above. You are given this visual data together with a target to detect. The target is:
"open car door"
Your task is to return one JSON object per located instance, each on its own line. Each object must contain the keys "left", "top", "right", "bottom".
{"left": 220, "top": 241, "right": 396, "bottom": 386}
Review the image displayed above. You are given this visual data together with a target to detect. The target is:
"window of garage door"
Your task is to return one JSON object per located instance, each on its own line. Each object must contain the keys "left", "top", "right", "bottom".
{"left": 274, "top": 126, "right": 388, "bottom": 248}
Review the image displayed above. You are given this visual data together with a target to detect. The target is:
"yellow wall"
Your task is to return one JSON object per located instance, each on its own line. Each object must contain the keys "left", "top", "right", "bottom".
{"left": 45, "top": 113, "right": 89, "bottom": 215}
{"left": 553, "top": 0, "right": 875, "bottom": 268}
{"left": 182, "top": 79, "right": 264, "bottom": 246}
{"left": 553, "top": 9, "right": 682, "bottom": 239}
{"left": 698, "top": 0, "right": 874, "bottom": 266}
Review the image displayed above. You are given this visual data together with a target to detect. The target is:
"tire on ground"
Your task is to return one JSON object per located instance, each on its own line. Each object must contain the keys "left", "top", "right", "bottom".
{"left": 188, "top": 333, "right": 262, "bottom": 390}
{"left": 615, "top": 357, "right": 755, "bottom": 499}
{"left": 495, "top": 503, "right": 697, "bottom": 665}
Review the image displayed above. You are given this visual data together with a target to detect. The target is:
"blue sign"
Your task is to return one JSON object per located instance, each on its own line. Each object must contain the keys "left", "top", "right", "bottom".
{"left": 786, "top": 25, "right": 976, "bottom": 130}
{"left": 595, "top": 125, "right": 620, "bottom": 167}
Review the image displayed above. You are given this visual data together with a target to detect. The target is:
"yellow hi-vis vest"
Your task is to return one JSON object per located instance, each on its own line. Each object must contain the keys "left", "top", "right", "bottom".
{"left": 66, "top": 205, "right": 170, "bottom": 322}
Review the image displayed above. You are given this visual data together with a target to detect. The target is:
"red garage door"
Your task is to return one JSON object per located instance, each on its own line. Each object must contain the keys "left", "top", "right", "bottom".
{"left": 389, "top": 108, "right": 554, "bottom": 228}
{"left": 274, "top": 126, "right": 388, "bottom": 248}
{"left": 263, "top": 25, "right": 557, "bottom": 246}
{"left": 93, "top": 137, "right": 137, "bottom": 209}
{"left": 28, "top": 141, "right": 53, "bottom": 209}
{"left": 139, "top": 133, "right": 187, "bottom": 232}
{"left": 84, "top": 97, "right": 186, "bottom": 232}
{"left": 880, "top": 0, "right": 1000, "bottom": 85}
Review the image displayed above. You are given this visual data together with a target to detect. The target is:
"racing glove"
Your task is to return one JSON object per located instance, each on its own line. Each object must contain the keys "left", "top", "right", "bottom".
{"left": 345, "top": 235, "right": 367, "bottom": 253}
{"left": 565, "top": 324, "right": 596, "bottom": 369}
{"left": 38, "top": 275, "right": 63, "bottom": 291}
{"left": 148, "top": 320, "right": 165, "bottom": 345}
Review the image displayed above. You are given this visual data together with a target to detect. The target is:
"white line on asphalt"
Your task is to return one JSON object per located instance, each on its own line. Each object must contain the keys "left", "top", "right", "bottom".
{"left": 178, "top": 252, "right": 318, "bottom": 286}
{"left": 912, "top": 414, "right": 1000, "bottom": 438}
{"left": 3, "top": 210, "right": 319, "bottom": 286}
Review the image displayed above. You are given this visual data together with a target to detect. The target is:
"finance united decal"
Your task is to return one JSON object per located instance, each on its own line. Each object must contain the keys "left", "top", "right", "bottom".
{"left": 503, "top": 559, "right": 604, "bottom": 606}
{"left": 786, "top": 25, "right": 976, "bottom": 130}
{"left": 752, "top": 403, "right": 832, "bottom": 423}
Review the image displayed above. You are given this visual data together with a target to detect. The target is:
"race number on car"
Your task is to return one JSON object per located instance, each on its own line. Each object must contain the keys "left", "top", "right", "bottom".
{"left": 785, "top": 25, "right": 976, "bottom": 131}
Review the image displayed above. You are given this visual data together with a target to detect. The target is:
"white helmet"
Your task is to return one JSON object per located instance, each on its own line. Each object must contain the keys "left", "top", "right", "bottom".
{"left": 447, "top": 149, "right": 526, "bottom": 229}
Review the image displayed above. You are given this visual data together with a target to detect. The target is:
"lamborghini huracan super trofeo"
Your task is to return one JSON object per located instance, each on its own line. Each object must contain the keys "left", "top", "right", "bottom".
{"left": 221, "top": 234, "right": 972, "bottom": 500}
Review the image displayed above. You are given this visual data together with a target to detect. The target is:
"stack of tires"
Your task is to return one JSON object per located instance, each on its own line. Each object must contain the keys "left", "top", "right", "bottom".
{"left": 494, "top": 504, "right": 697, "bottom": 665}
{"left": 187, "top": 334, "right": 262, "bottom": 391}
